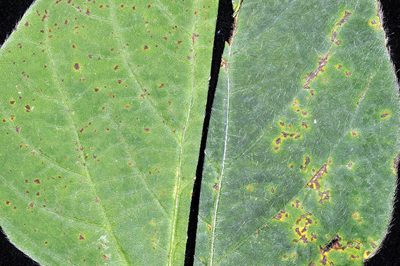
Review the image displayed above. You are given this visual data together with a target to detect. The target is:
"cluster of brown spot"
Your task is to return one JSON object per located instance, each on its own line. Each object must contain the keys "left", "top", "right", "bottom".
{"left": 273, "top": 209, "right": 288, "bottom": 221}
{"left": 293, "top": 212, "right": 315, "bottom": 244}
{"left": 79, "top": 122, "right": 92, "bottom": 133}
{"left": 291, "top": 200, "right": 303, "bottom": 209}
{"left": 306, "top": 164, "right": 330, "bottom": 204}
{"left": 273, "top": 130, "right": 300, "bottom": 151}
{"left": 319, "top": 235, "right": 345, "bottom": 265}
{"left": 303, "top": 53, "right": 329, "bottom": 90}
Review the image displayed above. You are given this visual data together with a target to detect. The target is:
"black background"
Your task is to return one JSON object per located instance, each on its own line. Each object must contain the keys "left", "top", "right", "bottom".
{"left": 1, "top": 0, "right": 400, "bottom": 265}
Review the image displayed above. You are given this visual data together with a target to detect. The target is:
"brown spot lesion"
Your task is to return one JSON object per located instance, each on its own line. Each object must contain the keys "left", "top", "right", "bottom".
{"left": 300, "top": 156, "right": 311, "bottom": 171}
{"left": 337, "top": 11, "right": 352, "bottom": 26}
{"left": 352, "top": 212, "right": 362, "bottom": 223}
{"left": 79, "top": 234, "right": 85, "bottom": 240}
{"left": 192, "top": 33, "right": 199, "bottom": 45}
{"left": 381, "top": 111, "right": 390, "bottom": 119}
{"left": 213, "top": 183, "right": 219, "bottom": 190}
{"left": 220, "top": 58, "right": 228, "bottom": 71}
{"left": 74, "top": 63, "right": 80, "bottom": 71}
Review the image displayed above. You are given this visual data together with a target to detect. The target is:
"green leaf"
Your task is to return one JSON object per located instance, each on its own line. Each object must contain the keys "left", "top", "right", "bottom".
{"left": 195, "top": 0, "right": 400, "bottom": 265}
{"left": 0, "top": 0, "right": 217, "bottom": 265}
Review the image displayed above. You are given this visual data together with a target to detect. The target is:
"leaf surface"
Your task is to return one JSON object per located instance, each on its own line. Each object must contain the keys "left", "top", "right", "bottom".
{"left": 195, "top": 0, "right": 400, "bottom": 265}
{"left": 0, "top": 0, "right": 217, "bottom": 265}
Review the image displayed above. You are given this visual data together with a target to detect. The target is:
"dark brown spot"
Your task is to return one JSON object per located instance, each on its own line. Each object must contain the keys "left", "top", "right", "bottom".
{"left": 9, "top": 100, "right": 15, "bottom": 105}
{"left": 34, "top": 179, "right": 40, "bottom": 184}
{"left": 15, "top": 126, "right": 20, "bottom": 133}
{"left": 74, "top": 63, "right": 80, "bottom": 70}
{"left": 94, "top": 88, "right": 99, "bottom": 92}
{"left": 25, "top": 105, "right": 31, "bottom": 112}
{"left": 72, "top": 45, "right": 76, "bottom": 49}
{"left": 381, "top": 112, "right": 390, "bottom": 118}
{"left": 144, "top": 128, "right": 150, "bottom": 132}
{"left": 79, "top": 234, "right": 85, "bottom": 240}
{"left": 275, "top": 138, "right": 281, "bottom": 145}
{"left": 24, "top": 22, "right": 29, "bottom": 26}
{"left": 144, "top": 45, "right": 148, "bottom": 50}
{"left": 113, "top": 65, "right": 119, "bottom": 70}
{"left": 158, "top": 83, "right": 164, "bottom": 88}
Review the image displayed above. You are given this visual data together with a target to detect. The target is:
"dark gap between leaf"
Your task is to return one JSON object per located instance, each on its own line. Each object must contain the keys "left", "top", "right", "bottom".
{"left": 184, "top": 0, "right": 234, "bottom": 265}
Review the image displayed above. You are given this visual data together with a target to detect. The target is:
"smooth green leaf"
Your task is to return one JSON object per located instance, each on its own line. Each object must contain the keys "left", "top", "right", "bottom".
{"left": 0, "top": 0, "right": 217, "bottom": 265}
{"left": 195, "top": 0, "right": 399, "bottom": 265}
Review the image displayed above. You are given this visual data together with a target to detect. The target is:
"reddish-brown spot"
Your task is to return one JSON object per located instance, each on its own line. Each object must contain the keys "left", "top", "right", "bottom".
{"left": 113, "top": 65, "right": 119, "bottom": 70}
{"left": 148, "top": 4, "right": 151, "bottom": 8}
{"left": 36, "top": 192, "right": 40, "bottom": 196}
{"left": 158, "top": 83, "right": 164, "bottom": 89}
{"left": 132, "top": 5, "right": 136, "bottom": 10}
{"left": 144, "top": 128, "right": 150, "bottom": 132}
{"left": 118, "top": 80, "right": 122, "bottom": 84}
{"left": 24, "top": 22, "right": 29, "bottom": 27}
{"left": 79, "top": 234, "right": 85, "bottom": 240}
{"left": 34, "top": 179, "right": 40, "bottom": 184}
{"left": 9, "top": 100, "right": 15, "bottom": 105}
{"left": 25, "top": 105, "right": 31, "bottom": 112}
{"left": 144, "top": 45, "right": 148, "bottom": 50}
{"left": 15, "top": 126, "right": 20, "bottom": 133}
{"left": 94, "top": 88, "right": 99, "bottom": 92}
{"left": 346, "top": 71, "right": 352, "bottom": 76}
{"left": 74, "top": 63, "right": 80, "bottom": 70}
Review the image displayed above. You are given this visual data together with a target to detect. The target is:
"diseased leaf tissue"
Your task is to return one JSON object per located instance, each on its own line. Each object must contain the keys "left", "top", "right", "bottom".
{"left": 0, "top": 0, "right": 399, "bottom": 265}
